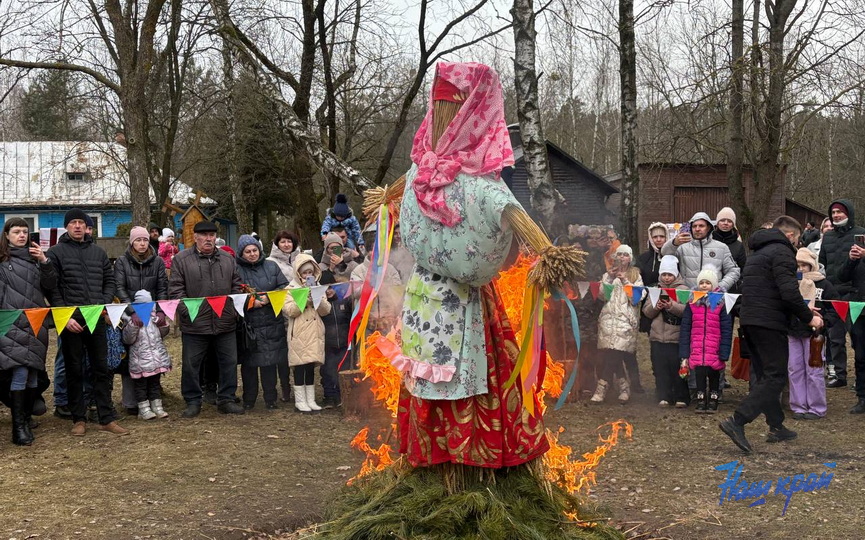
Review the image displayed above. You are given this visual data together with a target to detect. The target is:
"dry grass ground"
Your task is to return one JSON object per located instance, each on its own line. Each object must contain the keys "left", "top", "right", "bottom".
{"left": 1, "top": 331, "right": 864, "bottom": 539}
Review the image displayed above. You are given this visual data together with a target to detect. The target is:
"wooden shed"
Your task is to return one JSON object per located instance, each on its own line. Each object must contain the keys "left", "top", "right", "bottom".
{"left": 180, "top": 204, "right": 208, "bottom": 249}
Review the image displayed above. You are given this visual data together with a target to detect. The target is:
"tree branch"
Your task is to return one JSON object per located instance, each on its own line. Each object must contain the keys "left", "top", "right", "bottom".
{"left": 0, "top": 58, "right": 120, "bottom": 93}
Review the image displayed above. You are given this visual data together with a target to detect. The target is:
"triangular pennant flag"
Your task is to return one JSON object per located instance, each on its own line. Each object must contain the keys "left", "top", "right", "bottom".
{"left": 589, "top": 281, "right": 601, "bottom": 300}
{"left": 831, "top": 300, "right": 849, "bottom": 322}
{"left": 577, "top": 281, "right": 590, "bottom": 299}
{"left": 648, "top": 287, "right": 661, "bottom": 308}
{"left": 850, "top": 302, "right": 865, "bottom": 324}
{"left": 692, "top": 291, "right": 707, "bottom": 303}
{"left": 664, "top": 288, "right": 678, "bottom": 300}
{"left": 310, "top": 285, "right": 328, "bottom": 309}
{"left": 158, "top": 299, "right": 180, "bottom": 321}
{"left": 350, "top": 280, "right": 363, "bottom": 295}
{"left": 23, "top": 308, "right": 50, "bottom": 335}
{"left": 183, "top": 298, "right": 205, "bottom": 322}
{"left": 267, "top": 289, "right": 288, "bottom": 317}
{"left": 51, "top": 307, "right": 77, "bottom": 335}
{"left": 132, "top": 302, "right": 155, "bottom": 327}
{"left": 623, "top": 284, "right": 633, "bottom": 300}
{"left": 79, "top": 305, "right": 104, "bottom": 333}
{"left": 289, "top": 288, "right": 309, "bottom": 313}
{"left": 331, "top": 282, "right": 351, "bottom": 300}
{"left": 229, "top": 294, "right": 249, "bottom": 318}
{"left": 602, "top": 282, "right": 614, "bottom": 301}
{"left": 723, "top": 293, "right": 740, "bottom": 314}
{"left": 676, "top": 290, "right": 691, "bottom": 304}
{"left": 104, "top": 304, "right": 128, "bottom": 329}
{"left": 206, "top": 296, "right": 227, "bottom": 318}
{"left": 0, "top": 310, "right": 22, "bottom": 338}
{"left": 708, "top": 292, "right": 723, "bottom": 310}
{"left": 630, "top": 286, "right": 644, "bottom": 306}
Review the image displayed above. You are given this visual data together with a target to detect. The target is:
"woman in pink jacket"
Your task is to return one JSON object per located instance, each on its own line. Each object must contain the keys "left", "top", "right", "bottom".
{"left": 679, "top": 267, "right": 733, "bottom": 414}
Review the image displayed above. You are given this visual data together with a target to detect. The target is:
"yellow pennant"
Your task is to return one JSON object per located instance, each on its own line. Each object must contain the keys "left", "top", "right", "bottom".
{"left": 51, "top": 307, "right": 77, "bottom": 335}
{"left": 267, "top": 289, "right": 288, "bottom": 317}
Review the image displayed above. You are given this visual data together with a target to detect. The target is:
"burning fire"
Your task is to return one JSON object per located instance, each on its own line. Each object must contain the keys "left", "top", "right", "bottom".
{"left": 349, "top": 426, "right": 395, "bottom": 485}
{"left": 544, "top": 421, "right": 633, "bottom": 495}
{"left": 357, "top": 331, "right": 402, "bottom": 418}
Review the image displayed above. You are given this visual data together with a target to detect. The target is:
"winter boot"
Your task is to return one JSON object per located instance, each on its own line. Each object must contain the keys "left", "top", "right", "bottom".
{"left": 10, "top": 390, "right": 33, "bottom": 446}
{"left": 293, "top": 385, "right": 311, "bottom": 413}
{"left": 617, "top": 377, "right": 630, "bottom": 403}
{"left": 305, "top": 385, "right": 322, "bottom": 411}
{"left": 695, "top": 391, "right": 707, "bottom": 413}
{"left": 281, "top": 383, "right": 292, "bottom": 403}
{"left": 150, "top": 399, "right": 168, "bottom": 419}
{"left": 590, "top": 379, "right": 609, "bottom": 403}
{"left": 707, "top": 391, "right": 719, "bottom": 414}
{"left": 137, "top": 401, "right": 157, "bottom": 420}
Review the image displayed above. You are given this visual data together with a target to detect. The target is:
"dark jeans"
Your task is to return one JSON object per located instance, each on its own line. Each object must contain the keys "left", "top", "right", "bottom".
{"left": 694, "top": 365, "right": 721, "bottom": 394}
{"left": 53, "top": 338, "right": 94, "bottom": 407}
{"left": 277, "top": 360, "right": 290, "bottom": 391}
{"left": 851, "top": 317, "right": 865, "bottom": 398}
{"left": 241, "top": 364, "right": 278, "bottom": 405}
{"left": 650, "top": 341, "right": 689, "bottom": 403}
{"left": 199, "top": 340, "right": 220, "bottom": 391}
{"left": 734, "top": 326, "right": 788, "bottom": 428}
{"left": 61, "top": 321, "right": 115, "bottom": 425}
{"left": 599, "top": 349, "right": 630, "bottom": 382}
{"left": 133, "top": 374, "right": 162, "bottom": 402}
{"left": 321, "top": 346, "right": 348, "bottom": 398}
{"left": 827, "top": 319, "right": 849, "bottom": 381}
{"left": 181, "top": 332, "right": 238, "bottom": 405}
{"left": 294, "top": 364, "right": 315, "bottom": 385}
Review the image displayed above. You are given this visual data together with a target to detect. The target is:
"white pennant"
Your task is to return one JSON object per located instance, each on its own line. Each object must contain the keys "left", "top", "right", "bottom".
{"left": 230, "top": 294, "right": 249, "bottom": 318}
{"left": 105, "top": 303, "right": 128, "bottom": 329}
{"left": 648, "top": 287, "right": 661, "bottom": 308}
{"left": 577, "top": 281, "right": 590, "bottom": 299}
{"left": 310, "top": 285, "right": 328, "bottom": 309}
{"left": 724, "top": 293, "right": 740, "bottom": 314}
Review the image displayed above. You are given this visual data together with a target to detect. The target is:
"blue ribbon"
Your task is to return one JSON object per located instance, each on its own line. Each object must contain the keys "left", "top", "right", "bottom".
{"left": 552, "top": 289, "right": 581, "bottom": 410}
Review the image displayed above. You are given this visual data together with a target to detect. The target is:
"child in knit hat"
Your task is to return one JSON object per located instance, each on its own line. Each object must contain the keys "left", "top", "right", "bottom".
{"left": 678, "top": 267, "right": 732, "bottom": 413}
{"left": 122, "top": 289, "right": 172, "bottom": 420}
{"left": 158, "top": 228, "right": 179, "bottom": 271}
{"left": 643, "top": 255, "right": 690, "bottom": 407}
{"left": 320, "top": 194, "right": 364, "bottom": 250}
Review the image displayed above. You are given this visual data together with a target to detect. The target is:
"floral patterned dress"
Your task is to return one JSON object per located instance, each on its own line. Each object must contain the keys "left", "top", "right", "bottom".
{"left": 399, "top": 164, "right": 521, "bottom": 400}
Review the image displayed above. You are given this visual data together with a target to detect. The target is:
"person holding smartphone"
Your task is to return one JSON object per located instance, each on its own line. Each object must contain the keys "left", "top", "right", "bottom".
{"left": 319, "top": 231, "right": 358, "bottom": 283}
{"left": 841, "top": 231, "right": 865, "bottom": 413}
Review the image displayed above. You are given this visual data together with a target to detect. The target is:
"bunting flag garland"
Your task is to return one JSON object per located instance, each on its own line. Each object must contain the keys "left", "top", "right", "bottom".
{"left": 229, "top": 294, "right": 249, "bottom": 318}
{"left": 577, "top": 281, "right": 590, "bottom": 299}
{"left": 0, "top": 309, "right": 22, "bottom": 338}
{"left": 676, "top": 290, "right": 691, "bottom": 305}
{"left": 206, "top": 296, "right": 227, "bottom": 318}
{"left": 692, "top": 291, "right": 707, "bottom": 303}
{"left": 630, "top": 286, "right": 644, "bottom": 306}
{"left": 158, "top": 299, "right": 180, "bottom": 321}
{"left": 105, "top": 304, "right": 128, "bottom": 329}
{"left": 850, "top": 302, "right": 865, "bottom": 325}
{"left": 79, "top": 305, "right": 104, "bottom": 333}
{"left": 602, "top": 282, "right": 614, "bottom": 301}
{"left": 589, "top": 281, "right": 601, "bottom": 300}
{"left": 288, "top": 288, "right": 309, "bottom": 313}
{"left": 183, "top": 298, "right": 204, "bottom": 323}
{"left": 267, "top": 290, "right": 288, "bottom": 316}
{"left": 23, "top": 307, "right": 50, "bottom": 335}
{"left": 831, "top": 300, "right": 849, "bottom": 322}
{"left": 648, "top": 287, "right": 661, "bottom": 308}
{"left": 331, "top": 282, "right": 351, "bottom": 300}
{"left": 708, "top": 292, "right": 723, "bottom": 310}
{"left": 132, "top": 302, "right": 155, "bottom": 327}
{"left": 310, "top": 285, "right": 328, "bottom": 310}
{"left": 664, "top": 288, "right": 678, "bottom": 300}
{"left": 724, "top": 293, "right": 740, "bottom": 314}
{"left": 623, "top": 284, "right": 632, "bottom": 301}
{"left": 51, "top": 307, "right": 77, "bottom": 335}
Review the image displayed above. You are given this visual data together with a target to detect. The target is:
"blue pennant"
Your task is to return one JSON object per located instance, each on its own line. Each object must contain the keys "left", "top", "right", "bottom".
{"left": 332, "top": 282, "right": 351, "bottom": 300}
{"left": 708, "top": 292, "right": 723, "bottom": 310}
{"left": 630, "top": 286, "right": 644, "bottom": 306}
{"left": 132, "top": 302, "right": 155, "bottom": 327}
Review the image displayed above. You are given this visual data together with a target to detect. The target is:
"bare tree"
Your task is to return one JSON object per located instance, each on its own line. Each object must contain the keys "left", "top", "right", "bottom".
{"left": 618, "top": 0, "right": 639, "bottom": 246}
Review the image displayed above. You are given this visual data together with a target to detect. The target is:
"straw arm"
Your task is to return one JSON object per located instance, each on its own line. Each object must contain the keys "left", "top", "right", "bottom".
{"left": 362, "top": 175, "right": 406, "bottom": 224}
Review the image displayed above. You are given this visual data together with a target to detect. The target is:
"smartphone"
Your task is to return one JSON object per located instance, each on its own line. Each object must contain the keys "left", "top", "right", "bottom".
{"left": 659, "top": 293, "right": 670, "bottom": 302}
{"left": 679, "top": 222, "right": 691, "bottom": 235}
{"left": 305, "top": 276, "right": 316, "bottom": 287}
{"left": 796, "top": 271, "right": 803, "bottom": 280}
{"left": 855, "top": 234, "right": 865, "bottom": 246}
{"left": 29, "top": 232, "right": 40, "bottom": 245}
{"left": 332, "top": 245, "right": 343, "bottom": 256}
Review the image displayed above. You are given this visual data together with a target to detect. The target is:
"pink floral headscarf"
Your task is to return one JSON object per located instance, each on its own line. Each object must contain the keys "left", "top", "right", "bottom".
{"left": 410, "top": 62, "right": 515, "bottom": 227}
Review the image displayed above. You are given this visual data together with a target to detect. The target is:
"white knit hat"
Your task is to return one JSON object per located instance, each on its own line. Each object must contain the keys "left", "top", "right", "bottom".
{"left": 614, "top": 244, "right": 633, "bottom": 258}
{"left": 162, "top": 228, "right": 175, "bottom": 238}
{"left": 716, "top": 207, "right": 736, "bottom": 225}
{"left": 659, "top": 255, "right": 679, "bottom": 277}
{"left": 697, "top": 267, "right": 719, "bottom": 289}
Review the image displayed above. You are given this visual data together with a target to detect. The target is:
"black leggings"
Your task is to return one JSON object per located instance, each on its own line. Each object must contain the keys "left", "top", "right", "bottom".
{"left": 694, "top": 366, "right": 721, "bottom": 394}
{"left": 133, "top": 374, "right": 162, "bottom": 402}
{"left": 294, "top": 364, "right": 316, "bottom": 386}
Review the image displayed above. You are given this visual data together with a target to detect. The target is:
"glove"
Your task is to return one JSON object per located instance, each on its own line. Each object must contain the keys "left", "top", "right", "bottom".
{"left": 679, "top": 358, "right": 690, "bottom": 379}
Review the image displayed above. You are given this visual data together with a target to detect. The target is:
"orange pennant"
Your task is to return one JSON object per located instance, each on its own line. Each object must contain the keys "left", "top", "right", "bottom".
{"left": 692, "top": 291, "right": 708, "bottom": 303}
{"left": 24, "top": 308, "right": 50, "bottom": 335}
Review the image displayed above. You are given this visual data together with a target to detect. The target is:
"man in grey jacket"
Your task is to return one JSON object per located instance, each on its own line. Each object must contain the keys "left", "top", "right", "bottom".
{"left": 661, "top": 212, "right": 741, "bottom": 291}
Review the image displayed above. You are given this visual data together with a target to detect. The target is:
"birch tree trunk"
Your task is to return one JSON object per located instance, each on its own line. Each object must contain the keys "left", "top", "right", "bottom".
{"left": 727, "top": 0, "right": 747, "bottom": 234}
{"left": 512, "top": 0, "right": 559, "bottom": 234}
{"left": 618, "top": 0, "right": 639, "bottom": 247}
{"left": 221, "top": 38, "right": 252, "bottom": 233}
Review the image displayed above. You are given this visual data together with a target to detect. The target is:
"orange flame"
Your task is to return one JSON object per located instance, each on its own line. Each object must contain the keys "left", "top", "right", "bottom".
{"left": 358, "top": 331, "right": 402, "bottom": 417}
{"left": 348, "top": 426, "right": 396, "bottom": 485}
{"left": 543, "top": 420, "right": 633, "bottom": 495}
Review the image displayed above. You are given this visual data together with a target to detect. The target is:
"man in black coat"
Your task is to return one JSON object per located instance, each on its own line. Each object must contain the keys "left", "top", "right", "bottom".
{"left": 819, "top": 200, "right": 865, "bottom": 387}
{"left": 47, "top": 209, "right": 128, "bottom": 436}
{"left": 719, "top": 216, "right": 823, "bottom": 453}
{"left": 841, "top": 237, "right": 865, "bottom": 413}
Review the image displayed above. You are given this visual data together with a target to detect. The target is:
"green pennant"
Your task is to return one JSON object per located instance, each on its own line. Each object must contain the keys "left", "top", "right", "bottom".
{"left": 79, "top": 305, "right": 104, "bottom": 333}
{"left": 676, "top": 290, "right": 692, "bottom": 304}
{"left": 183, "top": 298, "right": 205, "bottom": 323}
{"left": 850, "top": 302, "right": 865, "bottom": 324}
{"left": 289, "top": 288, "right": 310, "bottom": 312}
{"left": 602, "top": 283, "right": 614, "bottom": 301}
{"left": 0, "top": 310, "right": 22, "bottom": 338}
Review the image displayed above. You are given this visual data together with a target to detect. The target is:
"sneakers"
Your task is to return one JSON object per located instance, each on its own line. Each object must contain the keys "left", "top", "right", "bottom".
{"left": 707, "top": 391, "right": 719, "bottom": 414}
{"left": 695, "top": 392, "right": 707, "bottom": 413}
{"left": 674, "top": 401, "right": 687, "bottom": 408}
{"left": 54, "top": 405, "right": 72, "bottom": 419}
{"left": 181, "top": 402, "right": 202, "bottom": 418}
{"left": 137, "top": 401, "right": 157, "bottom": 421}
{"left": 616, "top": 377, "right": 630, "bottom": 403}
{"left": 766, "top": 425, "right": 797, "bottom": 443}
{"left": 218, "top": 401, "right": 245, "bottom": 415}
{"left": 849, "top": 398, "right": 865, "bottom": 414}
{"left": 100, "top": 421, "right": 130, "bottom": 435}
{"left": 658, "top": 400, "right": 670, "bottom": 408}
{"left": 150, "top": 399, "right": 168, "bottom": 419}
{"left": 590, "top": 379, "right": 609, "bottom": 403}
{"left": 71, "top": 421, "right": 86, "bottom": 436}
{"left": 827, "top": 378, "right": 847, "bottom": 388}
{"left": 719, "top": 417, "right": 752, "bottom": 453}
{"left": 321, "top": 396, "right": 342, "bottom": 409}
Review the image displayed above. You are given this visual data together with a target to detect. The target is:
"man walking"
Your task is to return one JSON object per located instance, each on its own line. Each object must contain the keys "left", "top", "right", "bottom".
{"left": 719, "top": 216, "right": 823, "bottom": 453}
{"left": 47, "top": 209, "right": 127, "bottom": 436}
{"left": 169, "top": 221, "right": 244, "bottom": 417}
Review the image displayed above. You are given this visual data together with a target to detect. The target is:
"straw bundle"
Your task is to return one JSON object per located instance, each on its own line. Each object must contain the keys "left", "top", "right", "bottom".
{"left": 432, "top": 100, "right": 462, "bottom": 151}
{"left": 503, "top": 205, "right": 586, "bottom": 291}
{"left": 362, "top": 175, "right": 406, "bottom": 224}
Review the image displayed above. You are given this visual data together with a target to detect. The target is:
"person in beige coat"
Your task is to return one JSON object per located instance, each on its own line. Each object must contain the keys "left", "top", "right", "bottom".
{"left": 642, "top": 255, "right": 689, "bottom": 408}
{"left": 593, "top": 244, "right": 643, "bottom": 403}
{"left": 283, "top": 253, "right": 331, "bottom": 413}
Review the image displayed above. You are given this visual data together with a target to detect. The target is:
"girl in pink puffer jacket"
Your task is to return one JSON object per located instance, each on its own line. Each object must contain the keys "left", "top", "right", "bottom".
{"left": 679, "top": 267, "right": 733, "bottom": 414}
